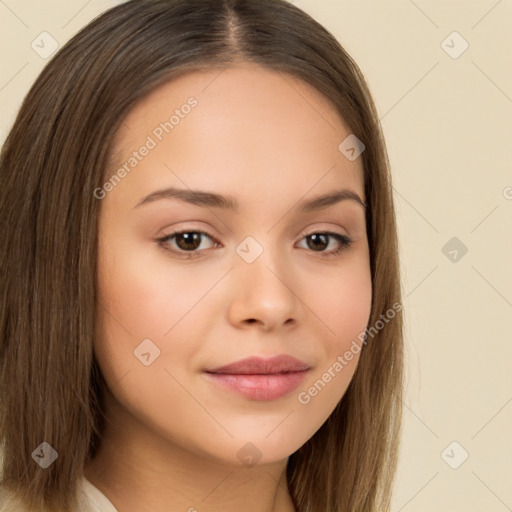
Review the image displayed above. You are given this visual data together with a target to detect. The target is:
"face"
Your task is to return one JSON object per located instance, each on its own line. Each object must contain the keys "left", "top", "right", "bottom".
{"left": 94, "top": 63, "right": 372, "bottom": 467}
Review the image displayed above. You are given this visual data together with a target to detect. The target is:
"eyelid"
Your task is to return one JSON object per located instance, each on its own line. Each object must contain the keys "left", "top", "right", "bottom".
{"left": 157, "top": 223, "right": 350, "bottom": 243}
{"left": 296, "top": 223, "right": 350, "bottom": 240}
{"left": 158, "top": 221, "right": 351, "bottom": 241}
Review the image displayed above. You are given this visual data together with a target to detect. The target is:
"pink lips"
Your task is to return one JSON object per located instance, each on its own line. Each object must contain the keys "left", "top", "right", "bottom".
{"left": 203, "top": 355, "right": 311, "bottom": 401}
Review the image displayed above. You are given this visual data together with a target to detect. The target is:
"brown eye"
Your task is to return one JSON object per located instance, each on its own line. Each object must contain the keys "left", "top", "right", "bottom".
{"left": 306, "top": 233, "right": 329, "bottom": 251}
{"left": 297, "top": 232, "right": 352, "bottom": 256}
{"left": 174, "top": 232, "right": 203, "bottom": 251}
{"left": 158, "top": 230, "right": 219, "bottom": 254}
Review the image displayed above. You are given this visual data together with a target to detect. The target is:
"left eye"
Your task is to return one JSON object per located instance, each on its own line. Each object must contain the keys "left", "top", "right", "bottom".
{"left": 296, "top": 232, "right": 352, "bottom": 255}
{"left": 157, "top": 230, "right": 352, "bottom": 257}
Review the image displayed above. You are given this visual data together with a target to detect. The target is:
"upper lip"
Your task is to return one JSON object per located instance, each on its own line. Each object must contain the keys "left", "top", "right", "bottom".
{"left": 204, "top": 355, "right": 311, "bottom": 375}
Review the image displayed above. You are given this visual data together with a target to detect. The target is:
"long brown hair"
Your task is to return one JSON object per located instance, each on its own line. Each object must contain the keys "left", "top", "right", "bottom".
{"left": 0, "top": 1, "right": 404, "bottom": 510}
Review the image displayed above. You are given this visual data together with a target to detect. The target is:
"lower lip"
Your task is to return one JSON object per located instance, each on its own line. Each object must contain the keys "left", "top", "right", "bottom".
{"left": 203, "top": 370, "right": 310, "bottom": 401}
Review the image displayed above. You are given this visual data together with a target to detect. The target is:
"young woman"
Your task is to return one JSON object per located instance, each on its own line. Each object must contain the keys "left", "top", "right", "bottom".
{"left": 0, "top": 1, "right": 404, "bottom": 510}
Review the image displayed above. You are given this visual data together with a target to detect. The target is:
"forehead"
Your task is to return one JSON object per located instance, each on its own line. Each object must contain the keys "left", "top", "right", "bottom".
{"left": 106, "top": 63, "right": 364, "bottom": 211}
{"left": 119, "top": 63, "right": 349, "bottom": 133}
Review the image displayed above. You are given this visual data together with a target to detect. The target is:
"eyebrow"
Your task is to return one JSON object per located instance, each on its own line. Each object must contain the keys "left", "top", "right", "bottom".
{"left": 133, "top": 186, "right": 367, "bottom": 212}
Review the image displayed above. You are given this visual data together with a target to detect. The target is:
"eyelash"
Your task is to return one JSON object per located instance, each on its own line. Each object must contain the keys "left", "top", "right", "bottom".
{"left": 156, "top": 229, "right": 353, "bottom": 259}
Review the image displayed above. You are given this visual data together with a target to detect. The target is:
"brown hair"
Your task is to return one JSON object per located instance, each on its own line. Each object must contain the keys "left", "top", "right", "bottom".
{"left": 0, "top": 0, "right": 404, "bottom": 510}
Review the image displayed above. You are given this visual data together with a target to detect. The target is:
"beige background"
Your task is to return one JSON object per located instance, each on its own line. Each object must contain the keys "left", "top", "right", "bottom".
{"left": 1, "top": 1, "right": 511, "bottom": 510}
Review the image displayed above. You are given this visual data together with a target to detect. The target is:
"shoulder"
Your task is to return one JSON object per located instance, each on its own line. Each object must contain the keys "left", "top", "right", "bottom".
{"left": 0, "top": 485, "right": 29, "bottom": 512}
{"left": 79, "top": 475, "right": 119, "bottom": 512}
{"left": 0, "top": 477, "right": 118, "bottom": 512}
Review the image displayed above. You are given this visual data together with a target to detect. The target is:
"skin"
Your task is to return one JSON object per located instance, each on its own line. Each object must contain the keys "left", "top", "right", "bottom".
{"left": 84, "top": 63, "right": 372, "bottom": 512}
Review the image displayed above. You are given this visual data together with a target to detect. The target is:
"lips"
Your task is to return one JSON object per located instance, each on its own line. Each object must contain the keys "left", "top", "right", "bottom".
{"left": 204, "top": 354, "right": 311, "bottom": 375}
{"left": 203, "top": 355, "right": 312, "bottom": 401}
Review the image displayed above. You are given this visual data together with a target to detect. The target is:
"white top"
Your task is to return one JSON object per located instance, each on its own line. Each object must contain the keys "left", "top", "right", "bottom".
{"left": 0, "top": 476, "right": 118, "bottom": 512}
{"left": 79, "top": 476, "right": 119, "bottom": 511}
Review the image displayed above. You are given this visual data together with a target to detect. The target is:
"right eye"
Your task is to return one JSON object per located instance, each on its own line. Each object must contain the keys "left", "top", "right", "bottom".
{"left": 157, "top": 230, "right": 222, "bottom": 257}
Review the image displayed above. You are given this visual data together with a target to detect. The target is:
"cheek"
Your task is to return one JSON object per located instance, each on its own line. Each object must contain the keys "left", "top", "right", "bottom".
{"left": 96, "top": 227, "right": 207, "bottom": 342}
{"left": 308, "top": 255, "right": 373, "bottom": 352}
{"left": 93, "top": 228, "right": 205, "bottom": 393}
{"left": 93, "top": 240, "right": 211, "bottom": 440}
{"left": 293, "top": 256, "right": 372, "bottom": 419}
{"left": 331, "top": 272, "right": 372, "bottom": 348}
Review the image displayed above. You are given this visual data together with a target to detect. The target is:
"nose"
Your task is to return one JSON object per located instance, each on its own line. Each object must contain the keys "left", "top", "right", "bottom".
{"left": 226, "top": 248, "right": 300, "bottom": 332}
